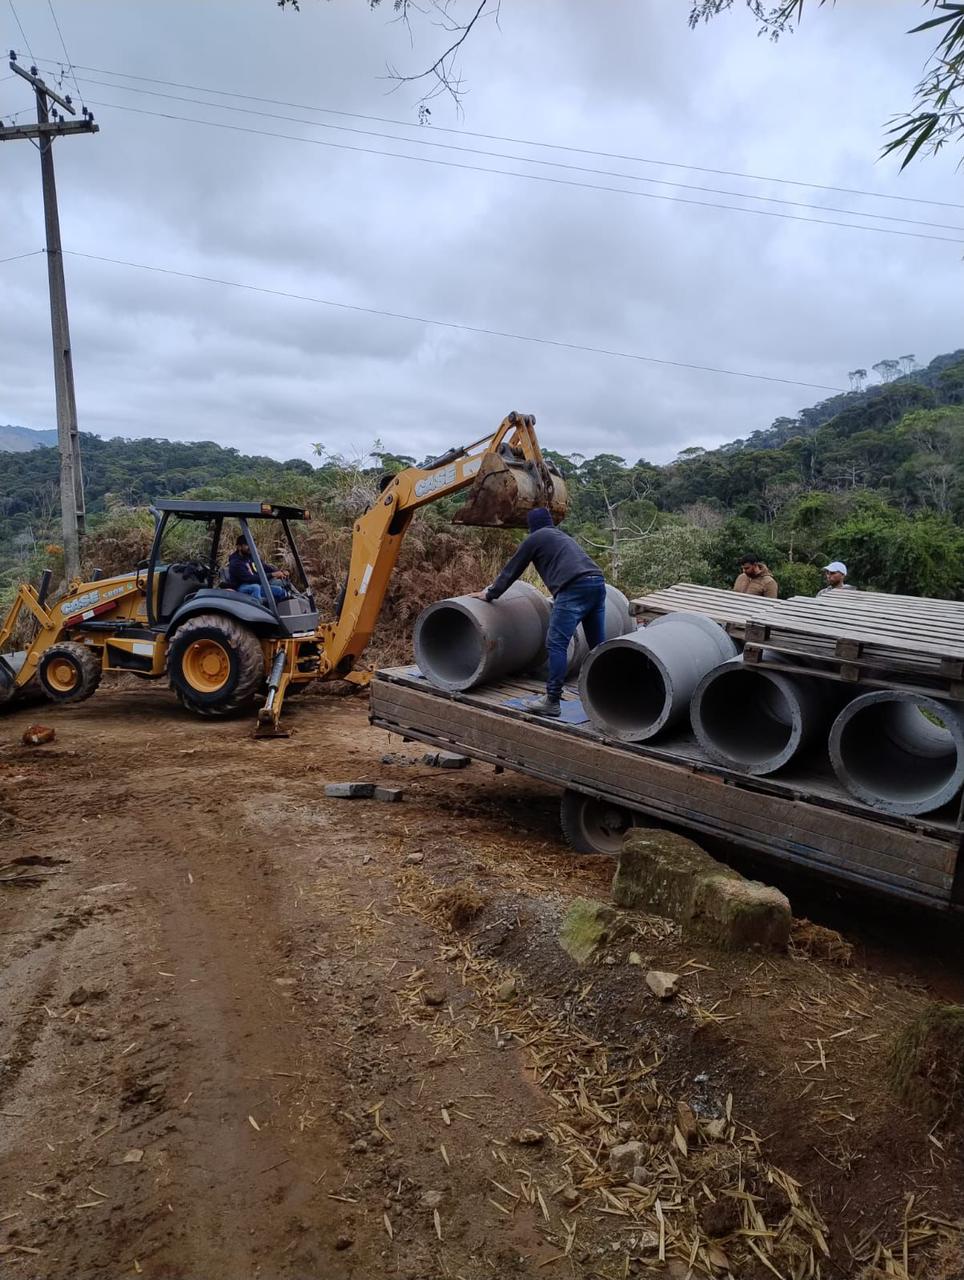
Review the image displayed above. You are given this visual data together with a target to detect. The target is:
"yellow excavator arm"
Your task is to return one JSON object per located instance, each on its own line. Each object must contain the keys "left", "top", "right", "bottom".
{"left": 319, "top": 411, "right": 567, "bottom": 677}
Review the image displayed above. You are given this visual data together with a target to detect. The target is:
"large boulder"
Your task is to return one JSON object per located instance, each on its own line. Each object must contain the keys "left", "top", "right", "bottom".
{"left": 613, "top": 829, "right": 790, "bottom": 953}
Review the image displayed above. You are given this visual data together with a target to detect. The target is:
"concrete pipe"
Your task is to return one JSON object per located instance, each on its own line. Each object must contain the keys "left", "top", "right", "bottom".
{"left": 691, "top": 655, "right": 834, "bottom": 776}
{"left": 829, "top": 690, "right": 964, "bottom": 816}
{"left": 413, "top": 581, "right": 550, "bottom": 692}
{"left": 579, "top": 611, "right": 737, "bottom": 742}
{"left": 566, "top": 584, "right": 636, "bottom": 675}
{"left": 530, "top": 584, "right": 636, "bottom": 680}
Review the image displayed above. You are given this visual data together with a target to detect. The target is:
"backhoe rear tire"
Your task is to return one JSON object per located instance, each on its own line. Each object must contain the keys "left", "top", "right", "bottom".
{"left": 167, "top": 613, "right": 264, "bottom": 717}
{"left": 37, "top": 642, "right": 102, "bottom": 704}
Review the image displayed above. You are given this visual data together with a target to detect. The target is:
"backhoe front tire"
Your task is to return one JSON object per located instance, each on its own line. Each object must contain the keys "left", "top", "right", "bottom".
{"left": 167, "top": 614, "right": 264, "bottom": 717}
{"left": 37, "top": 642, "right": 102, "bottom": 704}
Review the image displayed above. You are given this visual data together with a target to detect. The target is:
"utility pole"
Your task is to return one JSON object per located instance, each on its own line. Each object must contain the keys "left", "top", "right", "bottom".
{"left": 1, "top": 54, "right": 98, "bottom": 582}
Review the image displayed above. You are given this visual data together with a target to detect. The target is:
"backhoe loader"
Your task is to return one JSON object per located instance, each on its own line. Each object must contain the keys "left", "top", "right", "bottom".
{"left": 0, "top": 412, "right": 567, "bottom": 735}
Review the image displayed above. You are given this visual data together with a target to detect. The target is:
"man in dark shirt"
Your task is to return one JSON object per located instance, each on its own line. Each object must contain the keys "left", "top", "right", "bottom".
{"left": 470, "top": 507, "right": 605, "bottom": 717}
{"left": 227, "top": 536, "right": 289, "bottom": 603}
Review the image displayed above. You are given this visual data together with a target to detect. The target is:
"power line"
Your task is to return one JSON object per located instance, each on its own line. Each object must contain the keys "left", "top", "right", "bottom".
{"left": 31, "top": 56, "right": 964, "bottom": 212}
{"left": 83, "top": 98, "right": 964, "bottom": 245}
{"left": 62, "top": 248, "right": 848, "bottom": 395}
{"left": 0, "top": 248, "right": 44, "bottom": 264}
{"left": 45, "top": 0, "right": 83, "bottom": 109}
{"left": 6, "top": 0, "right": 34, "bottom": 64}
{"left": 7, "top": 0, "right": 35, "bottom": 64}
{"left": 58, "top": 75, "right": 964, "bottom": 233}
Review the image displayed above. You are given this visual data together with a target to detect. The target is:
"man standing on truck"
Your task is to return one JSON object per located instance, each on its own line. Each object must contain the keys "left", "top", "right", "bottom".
{"left": 733, "top": 554, "right": 778, "bottom": 598}
{"left": 469, "top": 508, "right": 605, "bottom": 718}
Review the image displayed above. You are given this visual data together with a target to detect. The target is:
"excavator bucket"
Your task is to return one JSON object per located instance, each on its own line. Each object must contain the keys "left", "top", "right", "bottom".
{"left": 454, "top": 451, "right": 569, "bottom": 528}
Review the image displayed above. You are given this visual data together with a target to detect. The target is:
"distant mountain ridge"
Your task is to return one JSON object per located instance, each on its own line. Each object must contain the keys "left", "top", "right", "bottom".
{"left": 717, "top": 350, "right": 964, "bottom": 456}
{"left": 0, "top": 425, "right": 58, "bottom": 452}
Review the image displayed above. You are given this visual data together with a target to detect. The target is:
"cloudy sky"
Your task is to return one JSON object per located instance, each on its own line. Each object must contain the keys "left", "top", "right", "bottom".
{"left": 1, "top": 0, "right": 961, "bottom": 467}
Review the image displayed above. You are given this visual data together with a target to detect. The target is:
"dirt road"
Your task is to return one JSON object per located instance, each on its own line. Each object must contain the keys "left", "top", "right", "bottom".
{"left": 0, "top": 686, "right": 961, "bottom": 1279}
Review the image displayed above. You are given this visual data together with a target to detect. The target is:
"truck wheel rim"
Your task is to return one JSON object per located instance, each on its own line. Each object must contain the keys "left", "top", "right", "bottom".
{"left": 183, "top": 639, "right": 230, "bottom": 693}
{"left": 582, "top": 799, "right": 630, "bottom": 852}
{"left": 47, "top": 658, "right": 79, "bottom": 692}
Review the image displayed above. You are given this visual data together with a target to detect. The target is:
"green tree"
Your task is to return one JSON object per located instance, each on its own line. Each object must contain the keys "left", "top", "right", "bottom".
{"left": 619, "top": 522, "right": 713, "bottom": 596}
{"left": 833, "top": 500, "right": 964, "bottom": 598}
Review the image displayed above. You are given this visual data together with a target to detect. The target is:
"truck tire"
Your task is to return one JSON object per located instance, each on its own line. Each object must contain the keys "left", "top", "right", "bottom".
{"left": 167, "top": 613, "right": 264, "bottom": 716}
{"left": 37, "top": 642, "right": 102, "bottom": 704}
{"left": 559, "top": 788, "right": 634, "bottom": 855}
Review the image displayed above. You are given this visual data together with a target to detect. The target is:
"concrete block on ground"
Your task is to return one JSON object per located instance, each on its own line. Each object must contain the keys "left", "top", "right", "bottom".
{"left": 558, "top": 897, "right": 615, "bottom": 965}
{"left": 324, "top": 782, "right": 375, "bottom": 799}
{"left": 613, "top": 829, "right": 738, "bottom": 918}
{"left": 440, "top": 753, "right": 470, "bottom": 768}
{"left": 614, "top": 827, "right": 790, "bottom": 953}
{"left": 373, "top": 785, "right": 404, "bottom": 803}
{"left": 691, "top": 875, "right": 791, "bottom": 952}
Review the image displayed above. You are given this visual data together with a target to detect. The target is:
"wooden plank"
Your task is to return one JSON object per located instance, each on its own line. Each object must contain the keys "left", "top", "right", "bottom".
{"left": 794, "top": 590, "right": 964, "bottom": 617}
{"left": 630, "top": 586, "right": 964, "bottom": 676}
{"left": 733, "top": 647, "right": 963, "bottom": 703}
{"left": 634, "top": 584, "right": 964, "bottom": 653}
{"left": 373, "top": 677, "right": 955, "bottom": 896}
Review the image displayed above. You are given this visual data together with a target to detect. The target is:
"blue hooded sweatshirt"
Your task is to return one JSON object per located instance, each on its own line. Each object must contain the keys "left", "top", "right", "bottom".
{"left": 484, "top": 507, "right": 602, "bottom": 601}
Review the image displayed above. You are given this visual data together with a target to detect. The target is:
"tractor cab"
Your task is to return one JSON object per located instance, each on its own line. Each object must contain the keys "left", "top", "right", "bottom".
{"left": 146, "top": 501, "right": 319, "bottom": 636}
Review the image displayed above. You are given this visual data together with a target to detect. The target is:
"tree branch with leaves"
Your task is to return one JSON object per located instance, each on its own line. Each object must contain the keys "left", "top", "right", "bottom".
{"left": 688, "top": 1, "right": 964, "bottom": 168}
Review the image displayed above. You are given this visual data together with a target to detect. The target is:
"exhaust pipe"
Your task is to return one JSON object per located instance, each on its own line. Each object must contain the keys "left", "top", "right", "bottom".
{"left": 692, "top": 655, "right": 836, "bottom": 776}
{"left": 414, "top": 581, "right": 551, "bottom": 691}
{"left": 579, "top": 611, "right": 737, "bottom": 742}
{"left": 829, "top": 690, "right": 964, "bottom": 816}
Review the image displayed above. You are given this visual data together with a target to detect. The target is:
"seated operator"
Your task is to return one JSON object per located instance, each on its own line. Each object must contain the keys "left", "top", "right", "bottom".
{"left": 227, "top": 535, "right": 289, "bottom": 603}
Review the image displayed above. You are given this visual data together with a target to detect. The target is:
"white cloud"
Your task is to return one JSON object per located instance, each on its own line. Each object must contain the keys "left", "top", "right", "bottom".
{"left": 0, "top": 0, "right": 959, "bottom": 470}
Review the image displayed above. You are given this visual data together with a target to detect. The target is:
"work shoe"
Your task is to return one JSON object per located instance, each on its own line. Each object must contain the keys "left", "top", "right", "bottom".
{"left": 525, "top": 694, "right": 561, "bottom": 717}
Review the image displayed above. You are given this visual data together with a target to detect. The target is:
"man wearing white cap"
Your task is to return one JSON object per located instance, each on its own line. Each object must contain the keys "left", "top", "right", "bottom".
{"left": 818, "top": 561, "right": 854, "bottom": 596}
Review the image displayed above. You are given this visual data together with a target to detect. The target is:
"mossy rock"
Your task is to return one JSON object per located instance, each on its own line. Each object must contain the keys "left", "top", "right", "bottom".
{"left": 691, "top": 874, "right": 791, "bottom": 953}
{"left": 558, "top": 897, "right": 615, "bottom": 965}
{"left": 613, "top": 828, "right": 737, "bottom": 917}
{"left": 889, "top": 1002, "right": 964, "bottom": 1127}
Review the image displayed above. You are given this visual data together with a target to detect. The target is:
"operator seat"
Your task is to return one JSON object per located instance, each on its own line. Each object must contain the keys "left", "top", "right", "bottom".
{"left": 159, "top": 563, "right": 208, "bottom": 618}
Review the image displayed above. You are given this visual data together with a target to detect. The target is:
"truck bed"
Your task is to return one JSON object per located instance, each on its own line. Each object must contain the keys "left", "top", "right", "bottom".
{"left": 370, "top": 666, "right": 964, "bottom": 911}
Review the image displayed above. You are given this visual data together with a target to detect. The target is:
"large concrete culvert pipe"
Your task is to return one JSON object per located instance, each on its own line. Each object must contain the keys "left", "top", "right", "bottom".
{"left": 691, "top": 656, "right": 834, "bottom": 776}
{"left": 413, "top": 581, "right": 550, "bottom": 692}
{"left": 529, "top": 584, "right": 636, "bottom": 681}
{"left": 829, "top": 690, "right": 964, "bottom": 816}
{"left": 578, "top": 611, "right": 737, "bottom": 742}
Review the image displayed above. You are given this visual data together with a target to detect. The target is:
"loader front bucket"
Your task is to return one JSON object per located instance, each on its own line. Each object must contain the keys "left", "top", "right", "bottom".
{"left": 0, "top": 651, "right": 29, "bottom": 710}
{"left": 454, "top": 452, "right": 569, "bottom": 528}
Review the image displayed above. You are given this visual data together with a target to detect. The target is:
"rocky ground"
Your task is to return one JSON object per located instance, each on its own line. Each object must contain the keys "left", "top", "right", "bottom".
{"left": 0, "top": 684, "right": 961, "bottom": 1280}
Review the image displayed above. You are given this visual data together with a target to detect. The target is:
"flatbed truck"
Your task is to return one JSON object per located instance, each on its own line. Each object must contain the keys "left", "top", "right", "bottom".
{"left": 370, "top": 666, "right": 964, "bottom": 913}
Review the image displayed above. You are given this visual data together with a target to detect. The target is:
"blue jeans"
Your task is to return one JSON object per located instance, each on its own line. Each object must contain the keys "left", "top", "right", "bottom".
{"left": 546, "top": 574, "right": 606, "bottom": 698}
{"left": 238, "top": 582, "right": 287, "bottom": 604}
